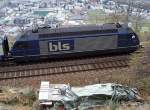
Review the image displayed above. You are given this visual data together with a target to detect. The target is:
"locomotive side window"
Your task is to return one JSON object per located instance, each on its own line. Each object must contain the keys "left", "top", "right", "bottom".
{"left": 15, "top": 42, "right": 29, "bottom": 48}
{"left": 39, "top": 29, "right": 118, "bottom": 38}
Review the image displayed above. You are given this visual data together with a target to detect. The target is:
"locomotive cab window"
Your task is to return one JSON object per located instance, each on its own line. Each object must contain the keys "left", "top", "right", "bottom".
{"left": 15, "top": 42, "right": 29, "bottom": 49}
{"left": 130, "top": 33, "right": 137, "bottom": 39}
{"left": 132, "top": 35, "right": 136, "bottom": 39}
{"left": 0, "top": 38, "right": 3, "bottom": 55}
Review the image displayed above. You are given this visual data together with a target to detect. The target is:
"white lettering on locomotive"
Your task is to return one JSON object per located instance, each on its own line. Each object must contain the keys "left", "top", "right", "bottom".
{"left": 49, "top": 41, "right": 71, "bottom": 52}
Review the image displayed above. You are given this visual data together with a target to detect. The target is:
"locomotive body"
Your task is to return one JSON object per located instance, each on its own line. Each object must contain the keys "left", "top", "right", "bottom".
{"left": 0, "top": 23, "right": 140, "bottom": 62}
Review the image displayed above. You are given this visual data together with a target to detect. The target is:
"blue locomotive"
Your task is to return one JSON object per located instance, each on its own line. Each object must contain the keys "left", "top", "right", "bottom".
{"left": 0, "top": 23, "right": 140, "bottom": 62}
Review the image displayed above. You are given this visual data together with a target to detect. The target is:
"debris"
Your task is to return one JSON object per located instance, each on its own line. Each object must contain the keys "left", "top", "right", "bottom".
{"left": 38, "top": 81, "right": 78, "bottom": 110}
{"left": 38, "top": 81, "right": 143, "bottom": 110}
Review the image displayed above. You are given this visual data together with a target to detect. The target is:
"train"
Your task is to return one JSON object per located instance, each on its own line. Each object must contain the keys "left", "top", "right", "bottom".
{"left": 0, "top": 23, "right": 140, "bottom": 62}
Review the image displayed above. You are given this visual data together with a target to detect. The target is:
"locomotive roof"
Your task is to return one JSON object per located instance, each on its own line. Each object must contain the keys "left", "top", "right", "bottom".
{"left": 38, "top": 24, "right": 118, "bottom": 35}
{"left": 18, "top": 23, "right": 133, "bottom": 41}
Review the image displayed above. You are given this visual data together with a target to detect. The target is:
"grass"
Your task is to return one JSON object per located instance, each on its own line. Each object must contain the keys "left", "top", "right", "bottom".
{"left": 137, "top": 77, "right": 150, "bottom": 96}
{"left": 85, "top": 10, "right": 150, "bottom": 36}
{"left": 92, "top": 102, "right": 150, "bottom": 110}
{"left": 85, "top": 9, "right": 107, "bottom": 24}
{"left": 0, "top": 87, "right": 37, "bottom": 109}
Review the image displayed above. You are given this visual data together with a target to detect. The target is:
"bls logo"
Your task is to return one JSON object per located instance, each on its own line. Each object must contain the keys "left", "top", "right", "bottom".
{"left": 48, "top": 39, "right": 74, "bottom": 52}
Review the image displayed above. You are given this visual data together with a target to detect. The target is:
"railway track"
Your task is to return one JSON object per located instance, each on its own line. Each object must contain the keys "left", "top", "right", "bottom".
{"left": 0, "top": 55, "right": 129, "bottom": 81}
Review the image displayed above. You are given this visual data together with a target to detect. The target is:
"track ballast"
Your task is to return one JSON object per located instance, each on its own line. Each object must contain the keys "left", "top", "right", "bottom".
{"left": 0, "top": 55, "right": 129, "bottom": 81}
